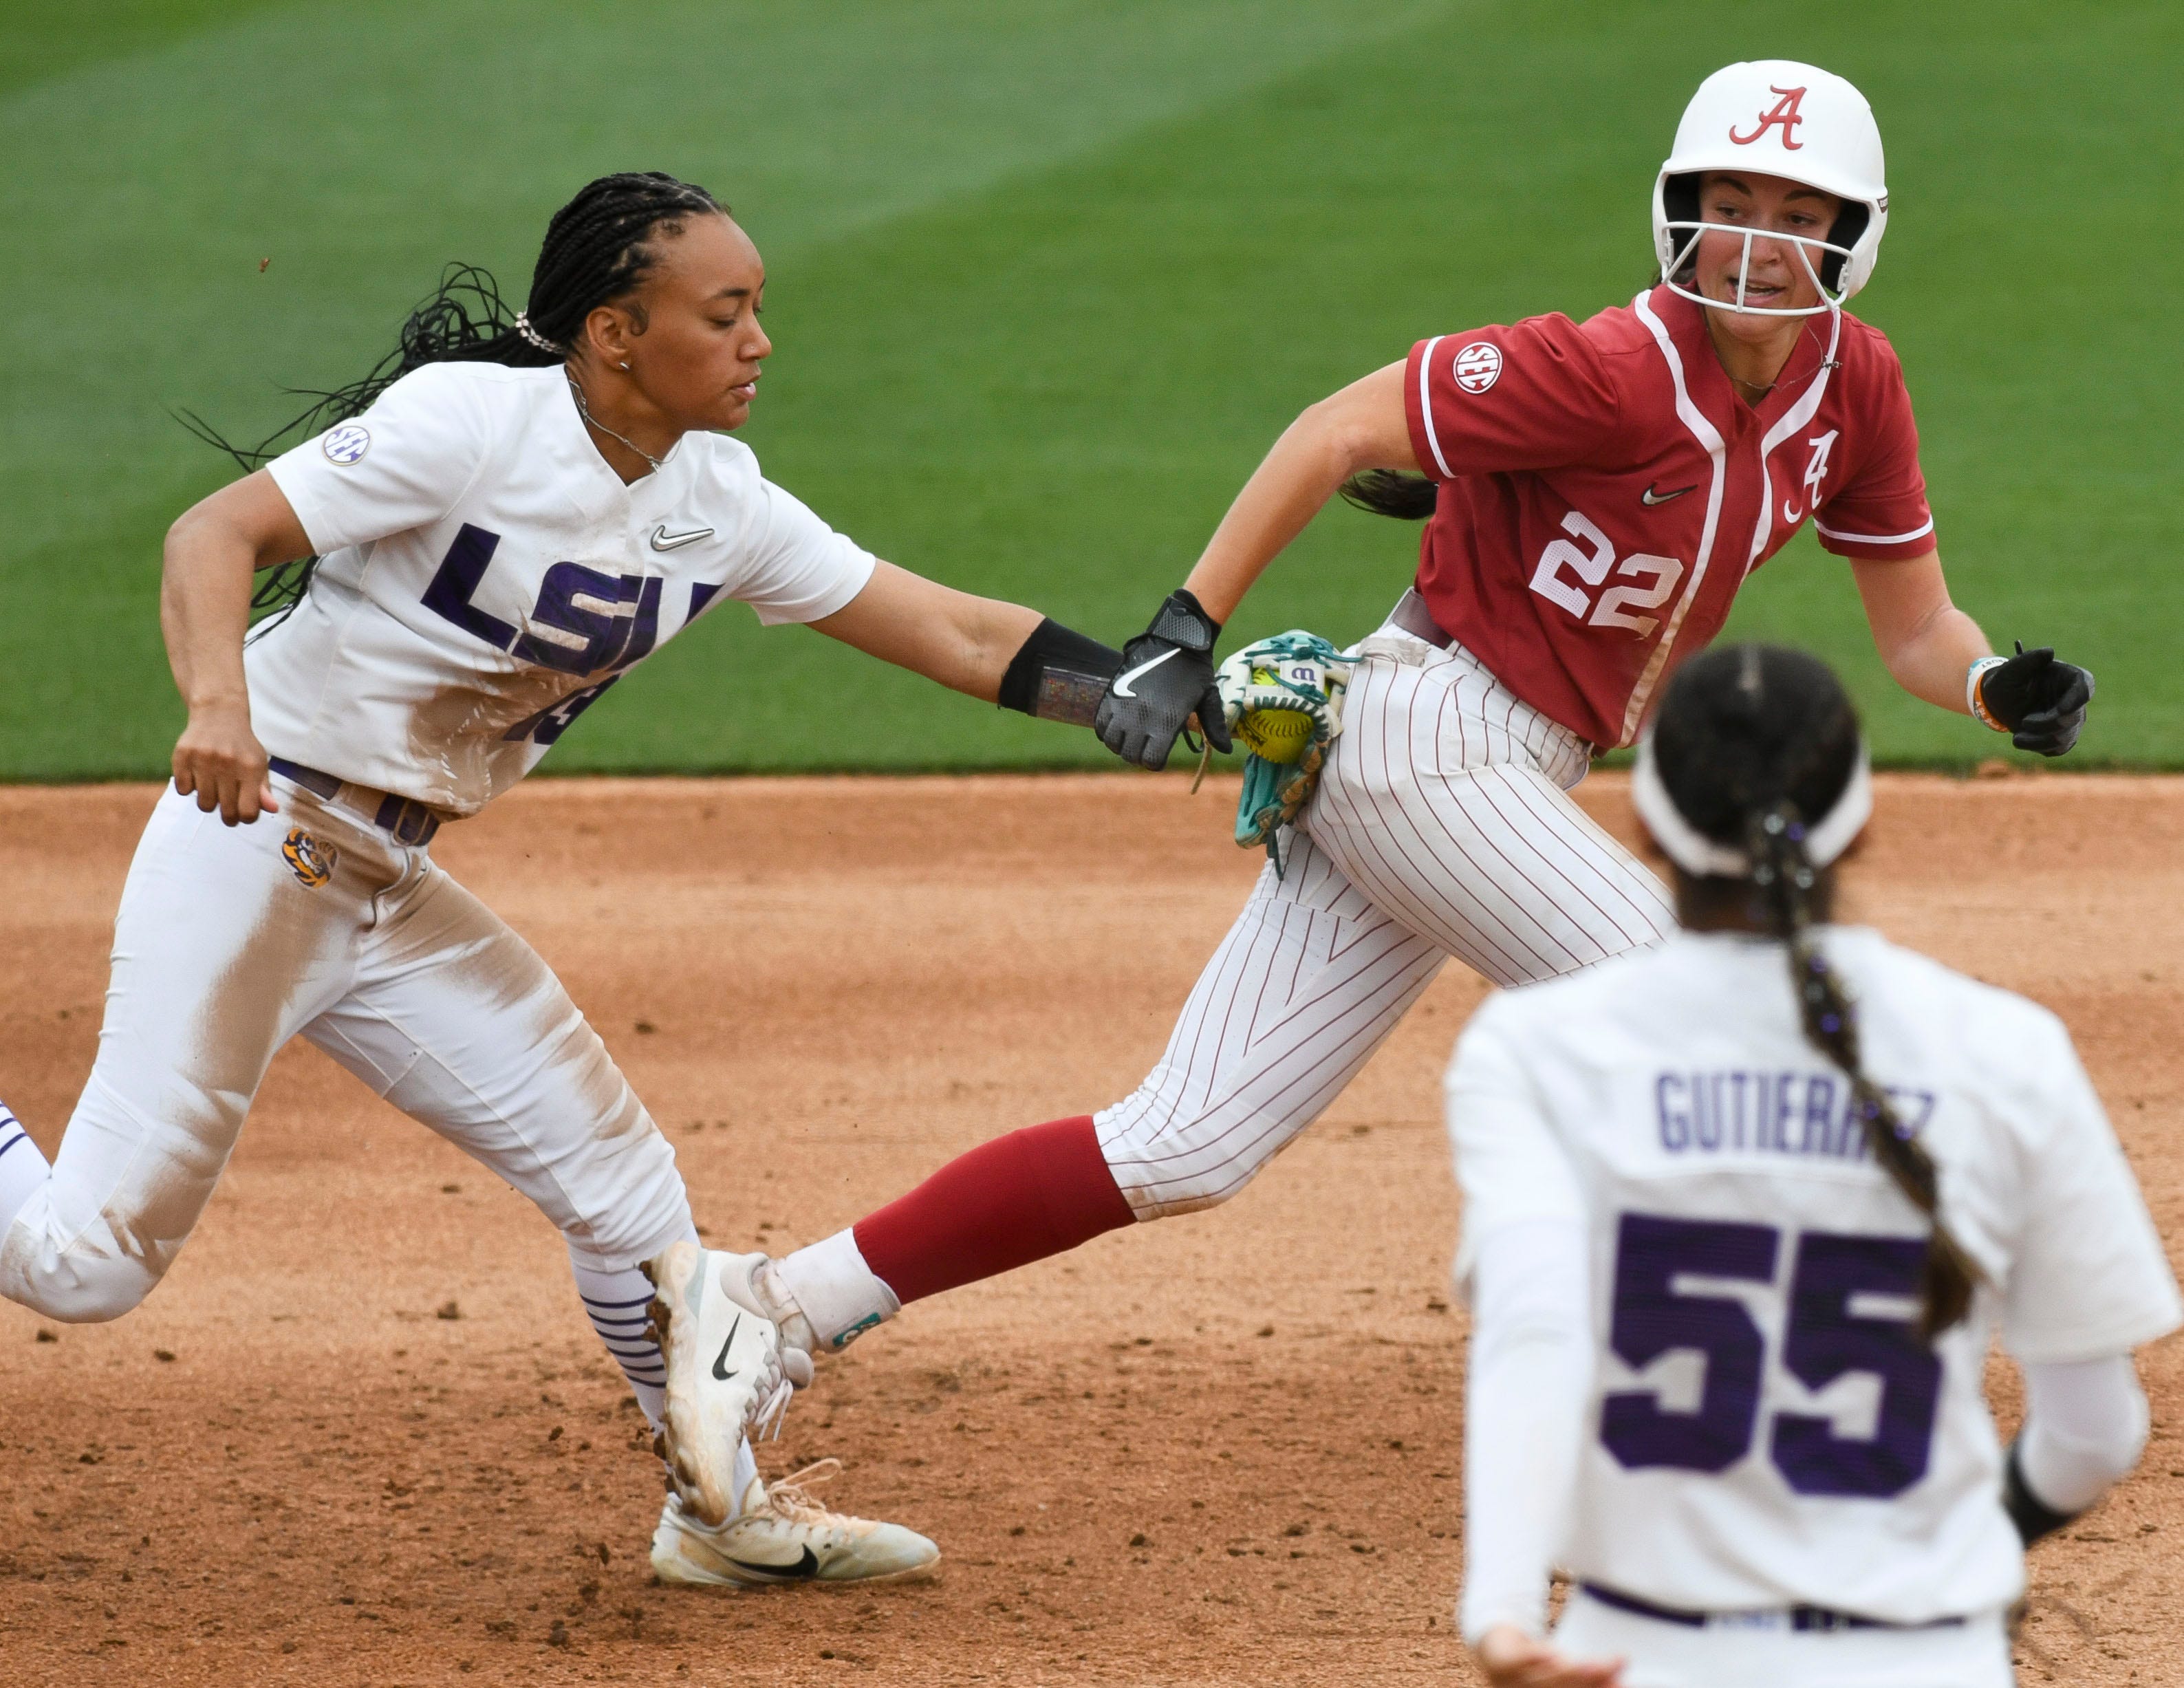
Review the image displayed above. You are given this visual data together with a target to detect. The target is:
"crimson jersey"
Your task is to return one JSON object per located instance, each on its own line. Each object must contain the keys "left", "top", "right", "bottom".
{"left": 1403, "top": 285, "right": 1936, "bottom": 748}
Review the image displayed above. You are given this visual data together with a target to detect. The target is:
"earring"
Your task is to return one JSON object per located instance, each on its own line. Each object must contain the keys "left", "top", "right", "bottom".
{"left": 619, "top": 360, "right": 631, "bottom": 371}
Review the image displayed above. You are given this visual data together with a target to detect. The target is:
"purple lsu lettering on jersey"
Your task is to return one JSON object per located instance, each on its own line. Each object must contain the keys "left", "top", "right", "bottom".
{"left": 418, "top": 521, "right": 726, "bottom": 746}
{"left": 253, "top": 362, "right": 875, "bottom": 816}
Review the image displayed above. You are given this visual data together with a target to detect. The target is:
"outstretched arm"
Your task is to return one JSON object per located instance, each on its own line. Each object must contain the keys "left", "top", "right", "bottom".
{"left": 1182, "top": 360, "right": 1416, "bottom": 624}
{"left": 1087, "top": 360, "right": 1416, "bottom": 770}
{"left": 810, "top": 561, "right": 1120, "bottom": 725}
{"left": 1852, "top": 550, "right": 2093, "bottom": 755}
{"left": 161, "top": 468, "right": 313, "bottom": 825}
{"left": 809, "top": 561, "right": 1041, "bottom": 701}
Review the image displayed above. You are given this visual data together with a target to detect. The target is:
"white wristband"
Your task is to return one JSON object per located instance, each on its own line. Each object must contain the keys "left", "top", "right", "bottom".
{"left": 1967, "top": 656, "right": 2009, "bottom": 731}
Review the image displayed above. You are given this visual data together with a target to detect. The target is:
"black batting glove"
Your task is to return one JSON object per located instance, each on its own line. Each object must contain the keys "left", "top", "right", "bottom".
{"left": 1094, "top": 589, "right": 1233, "bottom": 770}
{"left": 1974, "top": 642, "right": 2095, "bottom": 757}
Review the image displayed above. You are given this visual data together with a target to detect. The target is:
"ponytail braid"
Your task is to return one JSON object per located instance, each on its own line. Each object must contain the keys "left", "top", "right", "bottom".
{"left": 1339, "top": 468, "right": 1439, "bottom": 520}
{"left": 1652, "top": 644, "right": 1978, "bottom": 1340}
{"left": 1744, "top": 800, "right": 1978, "bottom": 1337}
{"left": 178, "top": 171, "right": 724, "bottom": 627}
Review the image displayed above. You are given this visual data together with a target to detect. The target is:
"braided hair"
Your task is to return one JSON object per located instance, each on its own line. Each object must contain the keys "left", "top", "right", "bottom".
{"left": 182, "top": 171, "right": 724, "bottom": 623}
{"left": 1650, "top": 645, "right": 1978, "bottom": 1338}
{"left": 1339, "top": 466, "right": 1439, "bottom": 521}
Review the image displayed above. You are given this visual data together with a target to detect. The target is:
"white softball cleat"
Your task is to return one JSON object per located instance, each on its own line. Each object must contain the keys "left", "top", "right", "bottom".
{"left": 646, "top": 1244, "right": 796, "bottom": 1527}
{"left": 651, "top": 1460, "right": 940, "bottom": 1588}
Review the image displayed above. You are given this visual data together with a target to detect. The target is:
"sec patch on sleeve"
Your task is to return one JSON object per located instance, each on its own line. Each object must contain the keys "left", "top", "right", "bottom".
{"left": 321, "top": 423, "right": 371, "bottom": 466}
{"left": 1452, "top": 341, "right": 1503, "bottom": 393}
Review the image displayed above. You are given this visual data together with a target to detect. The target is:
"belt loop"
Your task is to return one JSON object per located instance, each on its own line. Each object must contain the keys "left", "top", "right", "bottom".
{"left": 373, "top": 792, "right": 440, "bottom": 849}
{"left": 267, "top": 757, "right": 438, "bottom": 847}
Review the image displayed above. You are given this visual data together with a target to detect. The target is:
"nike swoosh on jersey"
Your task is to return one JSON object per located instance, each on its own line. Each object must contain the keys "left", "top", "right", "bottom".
{"left": 726, "top": 1546, "right": 821, "bottom": 1579}
{"left": 651, "top": 524, "right": 715, "bottom": 552}
{"left": 1112, "top": 646, "right": 1181, "bottom": 698}
{"left": 711, "top": 1315, "right": 741, "bottom": 1382}
{"left": 1641, "top": 484, "right": 1696, "bottom": 506}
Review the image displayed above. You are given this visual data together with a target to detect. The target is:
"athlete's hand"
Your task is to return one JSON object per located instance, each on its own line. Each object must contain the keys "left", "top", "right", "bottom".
{"left": 172, "top": 697, "right": 279, "bottom": 826}
{"left": 1975, "top": 643, "right": 2094, "bottom": 757}
{"left": 1474, "top": 1625, "right": 1625, "bottom": 1688}
{"left": 1094, "top": 589, "right": 1233, "bottom": 770}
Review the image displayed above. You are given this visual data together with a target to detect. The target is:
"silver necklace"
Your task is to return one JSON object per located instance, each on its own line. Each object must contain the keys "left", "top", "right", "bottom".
{"left": 565, "top": 372, "right": 667, "bottom": 474}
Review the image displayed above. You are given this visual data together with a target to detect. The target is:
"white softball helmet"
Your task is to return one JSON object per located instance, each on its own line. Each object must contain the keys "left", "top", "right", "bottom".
{"left": 1653, "top": 60, "right": 1888, "bottom": 316}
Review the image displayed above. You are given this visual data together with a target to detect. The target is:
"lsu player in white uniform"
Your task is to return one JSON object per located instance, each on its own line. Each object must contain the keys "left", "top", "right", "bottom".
{"left": 0, "top": 172, "right": 1129, "bottom": 1584}
{"left": 1445, "top": 644, "right": 2179, "bottom": 1687}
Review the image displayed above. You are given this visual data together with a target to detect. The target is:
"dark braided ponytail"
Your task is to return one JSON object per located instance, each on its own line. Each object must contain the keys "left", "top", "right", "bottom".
{"left": 1339, "top": 468, "right": 1439, "bottom": 520}
{"left": 1652, "top": 645, "right": 1978, "bottom": 1339}
{"left": 180, "top": 171, "right": 724, "bottom": 625}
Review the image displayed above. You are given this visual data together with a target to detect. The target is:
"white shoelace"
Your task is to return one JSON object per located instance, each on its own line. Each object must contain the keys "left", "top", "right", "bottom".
{"left": 751, "top": 1371, "right": 794, "bottom": 1442}
{"left": 764, "top": 1459, "right": 847, "bottom": 1526}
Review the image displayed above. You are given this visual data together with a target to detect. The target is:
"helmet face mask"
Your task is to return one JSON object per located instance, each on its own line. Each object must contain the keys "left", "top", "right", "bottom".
{"left": 1658, "top": 216, "right": 1856, "bottom": 318}
{"left": 1654, "top": 61, "right": 1888, "bottom": 317}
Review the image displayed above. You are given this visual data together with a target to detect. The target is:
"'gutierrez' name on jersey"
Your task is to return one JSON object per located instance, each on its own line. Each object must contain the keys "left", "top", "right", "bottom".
{"left": 255, "top": 360, "right": 876, "bottom": 815}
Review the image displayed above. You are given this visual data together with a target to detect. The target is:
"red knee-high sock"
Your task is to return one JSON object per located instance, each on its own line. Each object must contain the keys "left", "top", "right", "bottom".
{"left": 852, "top": 1115, "right": 1136, "bottom": 1306}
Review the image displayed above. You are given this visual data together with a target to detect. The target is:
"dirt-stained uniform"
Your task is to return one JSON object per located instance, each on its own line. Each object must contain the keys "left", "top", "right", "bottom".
{"left": 0, "top": 362, "right": 870, "bottom": 1384}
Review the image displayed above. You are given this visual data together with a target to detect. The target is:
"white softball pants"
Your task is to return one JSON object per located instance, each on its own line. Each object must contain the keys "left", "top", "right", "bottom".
{"left": 0, "top": 781, "right": 692, "bottom": 1325}
{"left": 1096, "top": 629, "right": 1676, "bottom": 1218}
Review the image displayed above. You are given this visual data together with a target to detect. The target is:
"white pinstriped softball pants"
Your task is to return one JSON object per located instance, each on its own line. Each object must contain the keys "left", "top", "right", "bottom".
{"left": 1096, "top": 628, "right": 1676, "bottom": 1219}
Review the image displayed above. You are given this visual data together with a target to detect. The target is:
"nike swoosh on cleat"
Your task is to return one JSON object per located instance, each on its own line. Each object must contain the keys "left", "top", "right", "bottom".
{"left": 651, "top": 524, "right": 715, "bottom": 551}
{"left": 1641, "top": 483, "right": 1696, "bottom": 506}
{"left": 712, "top": 1314, "right": 741, "bottom": 1382}
{"left": 726, "top": 1547, "right": 821, "bottom": 1579}
{"left": 1112, "top": 647, "right": 1180, "bottom": 698}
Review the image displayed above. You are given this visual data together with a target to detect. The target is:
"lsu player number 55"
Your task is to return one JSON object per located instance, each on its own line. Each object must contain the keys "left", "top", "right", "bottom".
{"left": 1445, "top": 646, "right": 2178, "bottom": 1688}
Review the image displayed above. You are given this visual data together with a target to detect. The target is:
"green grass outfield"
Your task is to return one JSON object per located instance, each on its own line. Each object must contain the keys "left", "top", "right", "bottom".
{"left": 3, "top": 0, "right": 2178, "bottom": 778}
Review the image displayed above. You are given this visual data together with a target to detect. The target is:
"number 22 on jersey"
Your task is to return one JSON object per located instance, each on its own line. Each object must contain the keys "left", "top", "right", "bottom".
{"left": 1601, "top": 1211, "right": 1943, "bottom": 1497}
{"left": 1528, "top": 510, "right": 1686, "bottom": 639}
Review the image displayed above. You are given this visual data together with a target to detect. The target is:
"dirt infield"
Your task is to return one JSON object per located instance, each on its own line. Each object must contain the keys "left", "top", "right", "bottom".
{"left": 1, "top": 772, "right": 2179, "bottom": 1686}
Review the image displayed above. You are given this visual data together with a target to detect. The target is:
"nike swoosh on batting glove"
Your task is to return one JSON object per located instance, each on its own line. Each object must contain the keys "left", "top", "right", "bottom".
{"left": 1095, "top": 589, "right": 1233, "bottom": 770}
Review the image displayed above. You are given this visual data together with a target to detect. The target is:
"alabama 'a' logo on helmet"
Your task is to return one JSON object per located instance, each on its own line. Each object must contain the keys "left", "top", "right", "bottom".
{"left": 1729, "top": 85, "right": 1808, "bottom": 150}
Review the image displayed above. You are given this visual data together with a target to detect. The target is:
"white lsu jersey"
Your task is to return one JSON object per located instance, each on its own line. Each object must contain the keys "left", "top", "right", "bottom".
{"left": 1446, "top": 927, "right": 2181, "bottom": 1623}
{"left": 255, "top": 361, "right": 876, "bottom": 816}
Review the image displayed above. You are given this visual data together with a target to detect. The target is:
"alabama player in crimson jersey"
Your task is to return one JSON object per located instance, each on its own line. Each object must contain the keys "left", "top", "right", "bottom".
{"left": 666, "top": 63, "right": 2100, "bottom": 1482}
{"left": 1398, "top": 193, "right": 1934, "bottom": 750}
